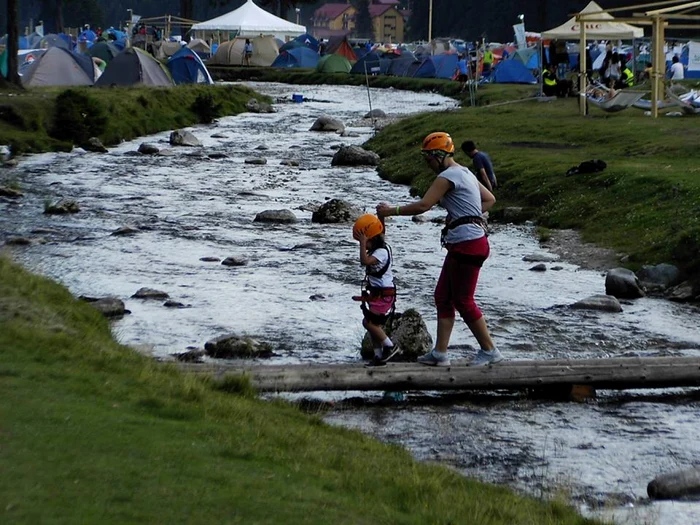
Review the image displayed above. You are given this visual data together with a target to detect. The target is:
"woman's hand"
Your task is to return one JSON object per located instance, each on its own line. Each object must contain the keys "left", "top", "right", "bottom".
{"left": 376, "top": 202, "right": 393, "bottom": 218}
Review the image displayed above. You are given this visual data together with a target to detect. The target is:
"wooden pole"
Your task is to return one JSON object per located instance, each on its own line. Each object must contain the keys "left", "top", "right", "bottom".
{"left": 428, "top": 0, "right": 433, "bottom": 43}
{"left": 6, "top": 0, "right": 21, "bottom": 86}
{"left": 579, "top": 20, "right": 587, "bottom": 116}
{"left": 182, "top": 356, "right": 700, "bottom": 393}
{"left": 651, "top": 15, "right": 665, "bottom": 118}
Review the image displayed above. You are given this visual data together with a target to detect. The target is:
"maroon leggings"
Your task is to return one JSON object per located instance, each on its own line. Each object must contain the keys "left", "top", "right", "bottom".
{"left": 434, "top": 236, "right": 489, "bottom": 323}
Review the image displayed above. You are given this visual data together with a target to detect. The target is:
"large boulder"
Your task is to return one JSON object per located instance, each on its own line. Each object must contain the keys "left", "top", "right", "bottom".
{"left": 138, "top": 143, "right": 160, "bottom": 154}
{"left": 364, "top": 108, "right": 387, "bottom": 118}
{"left": 648, "top": 467, "right": 700, "bottom": 500}
{"left": 204, "top": 334, "right": 273, "bottom": 359}
{"left": 637, "top": 263, "right": 681, "bottom": 292}
{"left": 169, "top": 129, "right": 202, "bottom": 147}
{"left": 605, "top": 268, "right": 645, "bottom": 299}
{"left": 571, "top": 294, "right": 622, "bottom": 313}
{"left": 44, "top": 199, "right": 80, "bottom": 215}
{"left": 254, "top": 209, "right": 298, "bottom": 224}
{"left": 331, "top": 145, "right": 380, "bottom": 167}
{"left": 246, "top": 98, "right": 274, "bottom": 113}
{"left": 666, "top": 281, "right": 700, "bottom": 302}
{"left": 83, "top": 137, "right": 108, "bottom": 153}
{"left": 309, "top": 115, "right": 345, "bottom": 133}
{"left": 361, "top": 308, "right": 433, "bottom": 360}
{"left": 131, "top": 287, "right": 169, "bottom": 300}
{"left": 80, "top": 296, "right": 127, "bottom": 318}
{"left": 311, "top": 199, "right": 362, "bottom": 224}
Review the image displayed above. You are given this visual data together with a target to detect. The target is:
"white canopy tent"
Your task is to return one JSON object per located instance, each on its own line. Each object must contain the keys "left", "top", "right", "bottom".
{"left": 191, "top": 0, "right": 306, "bottom": 41}
{"left": 542, "top": 1, "right": 644, "bottom": 40}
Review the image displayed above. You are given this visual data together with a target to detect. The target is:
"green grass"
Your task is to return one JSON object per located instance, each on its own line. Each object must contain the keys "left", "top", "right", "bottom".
{"left": 209, "top": 66, "right": 539, "bottom": 106}
{"left": 0, "top": 256, "right": 600, "bottom": 524}
{"left": 366, "top": 92, "right": 700, "bottom": 274}
{"left": 0, "top": 84, "right": 269, "bottom": 154}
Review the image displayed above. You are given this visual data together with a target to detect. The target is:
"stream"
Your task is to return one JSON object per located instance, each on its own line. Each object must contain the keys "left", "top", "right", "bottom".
{"left": 2, "top": 82, "right": 700, "bottom": 524}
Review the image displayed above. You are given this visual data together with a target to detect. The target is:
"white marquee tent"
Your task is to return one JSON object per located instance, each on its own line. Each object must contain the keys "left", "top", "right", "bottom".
{"left": 542, "top": 1, "right": 644, "bottom": 40}
{"left": 191, "top": 0, "right": 306, "bottom": 41}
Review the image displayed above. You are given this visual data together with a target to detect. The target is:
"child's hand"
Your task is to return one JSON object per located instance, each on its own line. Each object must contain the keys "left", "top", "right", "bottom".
{"left": 354, "top": 231, "right": 367, "bottom": 244}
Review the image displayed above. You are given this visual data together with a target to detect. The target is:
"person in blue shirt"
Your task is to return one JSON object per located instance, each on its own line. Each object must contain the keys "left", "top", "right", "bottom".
{"left": 461, "top": 140, "right": 497, "bottom": 192}
{"left": 456, "top": 53, "right": 469, "bottom": 91}
{"left": 243, "top": 39, "right": 253, "bottom": 66}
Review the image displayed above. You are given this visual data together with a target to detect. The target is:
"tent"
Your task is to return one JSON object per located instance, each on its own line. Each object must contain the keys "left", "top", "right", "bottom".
{"left": 413, "top": 54, "right": 459, "bottom": 79}
{"left": 388, "top": 57, "right": 418, "bottom": 77}
{"left": 292, "top": 33, "right": 319, "bottom": 52}
{"left": 316, "top": 54, "right": 351, "bottom": 74}
{"left": 279, "top": 39, "right": 305, "bottom": 52}
{"left": 325, "top": 36, "right": 357, "bottom": 62}
{"left": 512, "top": 48, "right": 540, "bottom": 70}
{"left": 208, "top": 36, "right": 279, "bottom": 66}
{"left": 271, "top": 47, "right": 319, "bottom": 68}
{"left": 87, "top": 41, "right": 120, "bottom": 63}
{"left": 154, "top": 41, "right": 184, "bottom": 60}
{"left": 350, "top": 52, "right": 382, "bottom": 75}
{"left": 39, "top": 34, "right": 71, "bottom": 50}
{"left": 187, "top": 39, "right": 212, "bottom": 59}
{"left": 0, "top": 49, "right": 6, "bottom": 78}
{"left": 167, "top": 47, "right": 214, "bottom": 84}
{"left": 191, "top": 0, "right": 306, "bottom": 41}
{"left": 95, "top": 47, "right": 173, "bottom": 87}
{"left": 21, "top": 47, "right": 95, "bottom": 86}
{"left": 542, "top": 1, "right": 644, "bottom": 40}
{"left": 492, "top": 60, "right": 537, "bottom": 84}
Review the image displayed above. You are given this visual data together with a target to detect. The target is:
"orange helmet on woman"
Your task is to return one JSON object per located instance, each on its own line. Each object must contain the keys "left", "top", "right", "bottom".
{"left": 421, "top": 132, "right": 455, "bottom": 155}
{"left": 353, "top": 214, "right": 384, "bottom": 239}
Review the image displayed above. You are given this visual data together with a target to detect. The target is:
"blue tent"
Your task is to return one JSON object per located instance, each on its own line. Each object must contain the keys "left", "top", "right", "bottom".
{"left": 350, "top": 52, "right": 382, "bottom": 75}
{"left": 39, "top": 34, "right": 71, "bottom": 50}
{"left": 271, "top": 47, "right": 320, "bottom": 69}
{"left": 167, "top": 47, "right": 213, "bottom": 84}
{"left": 293, "top": 33, "right": 319, "bottom": 52}
{"left": 388, "top": 57, "right": 418, "bottom": 77}
{"left": 492, "top": 60, "right": 537, "bottom": 84}
{"left": 413, "top": 54, "right": 459, "bottom": 79}
{"left": 79, "top": 29, "right": 97, "bottom": 43}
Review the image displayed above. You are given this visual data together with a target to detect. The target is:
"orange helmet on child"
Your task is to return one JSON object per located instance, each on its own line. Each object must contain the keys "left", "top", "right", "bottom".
{"left": 421, "top": 132, "right": 455, "bottom": 155}
{"left": 353, "top": 214, "right": 384, "bottom": 239}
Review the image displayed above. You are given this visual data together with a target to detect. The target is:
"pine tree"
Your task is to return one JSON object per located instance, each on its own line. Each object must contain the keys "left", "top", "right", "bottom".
{"left": 6, "top": 0, "right": 21, "bottom": 86}
{"left": 354, "top": 0, "right": 373, "bottom": 40}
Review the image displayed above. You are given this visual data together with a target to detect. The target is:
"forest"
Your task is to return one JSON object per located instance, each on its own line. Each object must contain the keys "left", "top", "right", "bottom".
{"left": 2, "top": 0, "right": 693, "bottom": 42}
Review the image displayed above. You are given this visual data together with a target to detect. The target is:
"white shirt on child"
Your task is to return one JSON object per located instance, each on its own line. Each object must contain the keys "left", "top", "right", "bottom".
{"left": 367, "top": 247, "right": 393, "bottom": 288}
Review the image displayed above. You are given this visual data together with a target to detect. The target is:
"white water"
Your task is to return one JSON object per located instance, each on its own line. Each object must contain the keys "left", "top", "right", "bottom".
{"left": 2, "top": 82, "right": 700, "bottom": 524}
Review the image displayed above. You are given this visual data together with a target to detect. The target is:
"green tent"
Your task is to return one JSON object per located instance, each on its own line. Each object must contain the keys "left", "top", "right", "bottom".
{"left": 0, "top": 48, "right": 7, "bottom": 78}
{"left": 87, "top": 42, "right": 120, "bottom": 64}
{"left": 316, "top": 54, "right": 351, "bottom": 74}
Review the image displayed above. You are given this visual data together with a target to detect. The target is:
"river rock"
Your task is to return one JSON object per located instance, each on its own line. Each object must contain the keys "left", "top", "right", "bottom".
{"left": 637, "top": 263, "right": 681, "bottom": 291}
{"left": 131, "top": 287, "right": 169, "bottom": 300}
{"left": 361, "top": 308, "right": 433, "bottom": 360}
{"left": 491, "top": 207, "right": 534, "bottom": 224}
{"left": 246, "top": 98, "right": 274, "bottom": 113}
{"left": 80, "top": 296, "right": 127, "bottom": 318}
{"left": 170, "top": 129, "right": 201, "bottom": 147}
{"left": 523, "top": 253, "right": 558, "bottom": 263}
{"left": 605, "top": 268, "right": 645, "bottom": 299}
{"left": 280, "top": 159, "right": 299, "bottom": 167}
{"left": 0, "top": 186, "right": 22, "bottom": 198}
{"left": 44, "top": 199, "right": 80, "bottom": 214}
{"left": 3, "top": 158, "right": 18, "bottom": 168}
{"left": 210, "top": 133, "right": 228, "bottom": 139}
{"left": 221, "top": 256, "right": 248, "bottom": 267}
{"left": 200, "top": 256, "right": 220, "bottom": 262}
{"left": 245, "top": 157, "right": 267, "bottom": 165}
{"left": 530, "top": 263, "right": 547, "bottom": 272}
{"left": 204, "top": 334, "right": 273, "bottom": 359}
{"left": 208, "top": 152, "right": 228, "bottom": 160}
{"left": 309, "top": 115, "right": 345, "bottom": 133}
{"left": 412, "top": 215, "right": 430, "bottom": 223}
{"left": 138, "top": 142, "right": 160, "bottom": 154}
{"left": 111, "top": 226, "right": 139, "bottom": 236}
{"left": 255, "top": 145, "right": 269, "bottom": 150}
{"left": 571, "top": 294, "right": 622, "bottom": 313}
{"left": 157, "top": 149, "right": 177, "bottom": 157}
{"left": 254, "top": 209, "right": 298, "bottom": 224}
{"left": 83, "top": 137, "right": 108, "bottom": 153}
{"left": 0, "top": 145, "right": 10, "bottom": 162}
{"left": 648, "top": 467, "right": 700, "bottom": 500}
{"left": 311, "top": 199, "right": 362, "bottom": 224}
{"left": 364, "top": 108, "right": 387, "bottom": 118}
{"left": 5, "top": 236, "right": 31, "bottom": 246}
{"left": 666, "top": 281, "right": 700, "bottom": 302}
{"left": 172, "top": 348, "right": 205, "bottom": 362}
{"left": 164, "top": 300, "right": 190, "bottom": 308}
{"left": 331, "top": 145, "right": 380, "bottom": 167}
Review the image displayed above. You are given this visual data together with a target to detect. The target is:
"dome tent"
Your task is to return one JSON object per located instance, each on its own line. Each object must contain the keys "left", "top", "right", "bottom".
{"left": 316, "top": 54, "right": 351, "bottom": 74}
{"left": 209, "top": 36, "right": 279, "bottom": 66}
{"left": 95, "top": 48, "right": 173, "bottom": 87}
{"left": 21, "top": 47, "right": 95, "bottom": 86}
{"left": 271, "top": 47, "right": 320, "bottom": 69}
{"left": 167, "top": 48, "right": 214, "bottom": 84}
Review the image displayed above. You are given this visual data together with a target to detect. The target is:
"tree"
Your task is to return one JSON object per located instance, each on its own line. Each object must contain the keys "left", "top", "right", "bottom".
{"left": 6, "top": 0, "right": 21, "bottom": 86}
{"left": 354, "top": 0, "right": 373, "bottom": 40}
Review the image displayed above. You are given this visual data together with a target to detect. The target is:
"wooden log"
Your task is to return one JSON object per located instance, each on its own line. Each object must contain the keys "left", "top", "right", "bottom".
{"left": 180, "top": 357, "right": 700, "bottom": 393}
{"left": 648, "top": 467, "right": 700, "bottom": 500}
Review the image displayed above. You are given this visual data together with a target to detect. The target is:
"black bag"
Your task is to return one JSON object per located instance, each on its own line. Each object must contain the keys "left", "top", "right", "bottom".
{"left": 566, "top": 159, "right": 607, "bottom": 176}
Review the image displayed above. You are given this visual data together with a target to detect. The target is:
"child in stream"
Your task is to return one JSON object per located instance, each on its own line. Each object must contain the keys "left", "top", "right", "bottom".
{"left": 352, "top": 214, "right": 400, "bottom": 367}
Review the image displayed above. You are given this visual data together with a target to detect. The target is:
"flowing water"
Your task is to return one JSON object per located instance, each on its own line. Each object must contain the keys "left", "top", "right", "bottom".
{"left": 2, "top": 82, "right": 700, "bottom": 524}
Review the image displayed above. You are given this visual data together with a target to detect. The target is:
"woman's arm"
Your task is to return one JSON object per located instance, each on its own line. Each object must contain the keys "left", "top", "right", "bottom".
{"left": 377, "top": 177, "right": 452, "bottom": 218}
{"left": 479, "top": 182, "right": 496, "bottom": 212}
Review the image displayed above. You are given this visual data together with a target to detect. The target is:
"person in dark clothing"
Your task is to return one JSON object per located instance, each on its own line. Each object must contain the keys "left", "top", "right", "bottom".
{"left": 461, "top": 140, "right": 496, "bottom": 192}
{"left": 543, "top": 63, "right": 572, "bottom": 97}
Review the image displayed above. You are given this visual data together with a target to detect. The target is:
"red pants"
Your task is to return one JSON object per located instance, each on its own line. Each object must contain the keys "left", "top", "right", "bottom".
{"left": 434, "top": 236, "right": 489, "bottom": 323}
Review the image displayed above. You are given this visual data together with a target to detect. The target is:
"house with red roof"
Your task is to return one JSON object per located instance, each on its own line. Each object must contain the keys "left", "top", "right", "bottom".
{"left": 312, "top": 1, "right": 405, "bottom": 43}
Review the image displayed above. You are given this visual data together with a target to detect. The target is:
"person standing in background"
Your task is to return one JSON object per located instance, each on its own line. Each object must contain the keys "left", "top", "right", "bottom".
{"left": 461, "top": 140, "right": 497, "bottom": 192}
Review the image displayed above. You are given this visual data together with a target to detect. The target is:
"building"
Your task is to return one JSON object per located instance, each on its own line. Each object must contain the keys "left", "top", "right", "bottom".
{"left": 312, "top": 0, "right": 405, "bottom": 43}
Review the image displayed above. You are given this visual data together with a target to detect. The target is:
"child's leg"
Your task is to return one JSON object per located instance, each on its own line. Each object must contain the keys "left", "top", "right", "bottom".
{"left": 363, "top": 318, "right": 388, "bottom": 348}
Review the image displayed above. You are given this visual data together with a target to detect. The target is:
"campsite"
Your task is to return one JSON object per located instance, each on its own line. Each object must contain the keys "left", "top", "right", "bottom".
{"left": 2, "top": 1, "right": 700, "bottom": 524}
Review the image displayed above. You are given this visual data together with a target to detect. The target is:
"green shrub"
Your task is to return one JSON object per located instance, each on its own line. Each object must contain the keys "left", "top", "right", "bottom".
{"left": 51, "top": 89, "right": 108, "bottom": 145}
{"left": 191, "top": 92, "right": 222, "bottom": 124}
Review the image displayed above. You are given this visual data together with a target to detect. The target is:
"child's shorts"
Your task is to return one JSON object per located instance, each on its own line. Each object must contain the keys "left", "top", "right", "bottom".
{"left": 362, "top": 296, "right": 395, "bottom": 325}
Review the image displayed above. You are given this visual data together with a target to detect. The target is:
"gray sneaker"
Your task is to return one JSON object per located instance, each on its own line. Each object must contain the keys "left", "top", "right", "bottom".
{"left": 417, "top": 350, "right": 451, "bottom": 367}
{"left": 468, "top": 348, "right": 504, "bottom": 367}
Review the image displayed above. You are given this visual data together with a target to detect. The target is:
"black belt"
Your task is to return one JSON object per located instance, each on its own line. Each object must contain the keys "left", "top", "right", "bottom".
{"left": 441, "top": 215, "right": 487, "bottom": 246}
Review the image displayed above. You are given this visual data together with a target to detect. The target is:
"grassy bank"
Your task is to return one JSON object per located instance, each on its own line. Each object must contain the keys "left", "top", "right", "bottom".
{"left": 0, "top": 255, "right": 598, "bottom": 524}
{"left": 367, "top": 95, "right": 700, "bottom": 274}
{"left": 0, "top": 84, "right": 269, "bottom": 154}
{"left": 209, "top": 66, "right": 538, "bottom": 106}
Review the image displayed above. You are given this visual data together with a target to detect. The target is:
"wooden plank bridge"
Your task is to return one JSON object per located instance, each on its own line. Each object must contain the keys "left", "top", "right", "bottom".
{"left": 181, "top": 356, "right": 700, "bottom": 395}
